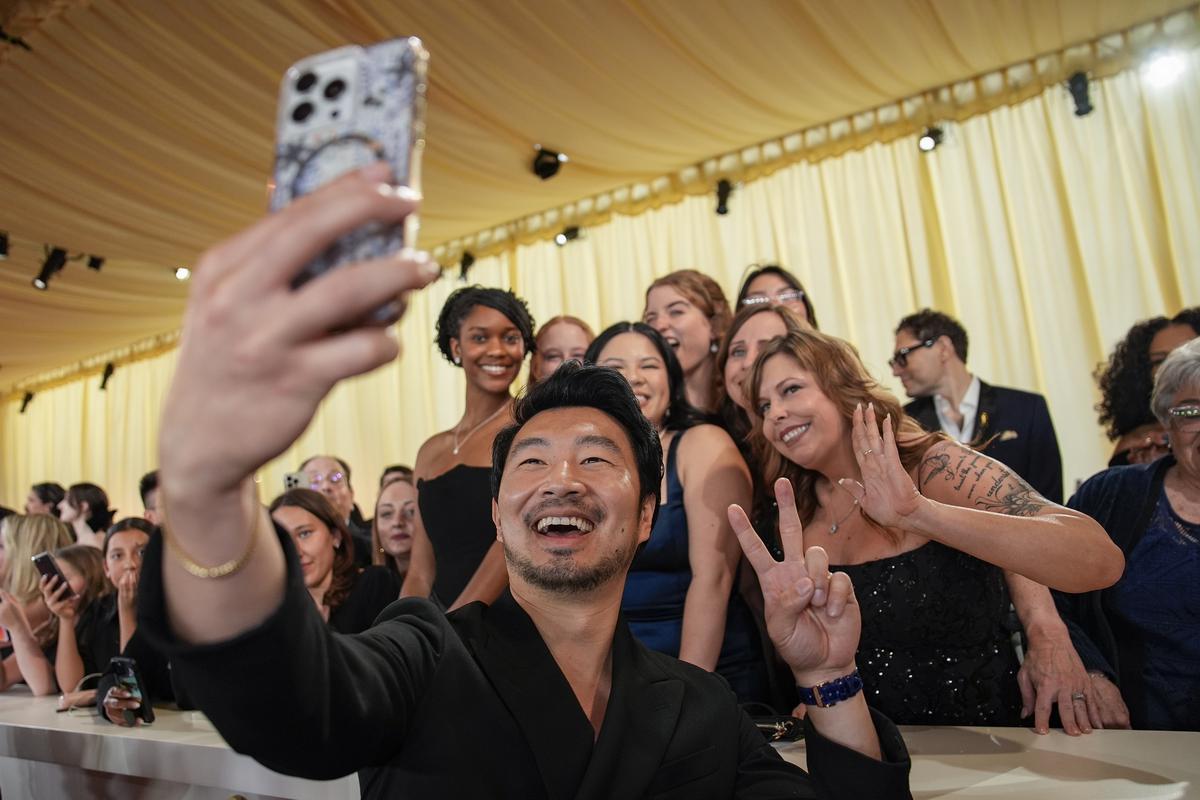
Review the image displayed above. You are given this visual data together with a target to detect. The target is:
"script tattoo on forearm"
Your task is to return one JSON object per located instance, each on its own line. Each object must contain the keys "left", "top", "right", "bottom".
{"left": 920, "top": 445, "right": 1048, "bottom": 517}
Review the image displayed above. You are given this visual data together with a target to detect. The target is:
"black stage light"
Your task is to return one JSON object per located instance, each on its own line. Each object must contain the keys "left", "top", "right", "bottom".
{"left": 459, "top": 251, "right": 476, "bottom": 281}
{"left": 532, "top": 145, "right": 568, "bottom": 180}
{"left": 87, "top": 255, "right": 105, "bottom": 271}
{"left": 33, "top": 247, "right": 67, "bottom": 290}
{"left": 0, "top": 232, "right": 8, "bottom": 260}
{"left": 100, "top": 362, "right": 115, "bottom": 391}
{"left": 918, "top": 126, "right": 944, "bottom": 152}
{"left": 554, "top": 226, "right": 580, "bottom": 246}
{"left": 715, "top": 179, "right": 733, "bottom": 215}
{"left": 20, "top": 392, "right": 33, "bottom": 414}
{"left": 1067, "top": 72, "right": 1093, "bottom": 117}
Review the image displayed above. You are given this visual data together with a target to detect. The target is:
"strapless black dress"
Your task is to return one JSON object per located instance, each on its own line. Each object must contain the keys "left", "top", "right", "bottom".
{"left": 834, "top": 540, "right": 1022, "bottom": 726}
{"left": 418, "top": 465, "right": 496, "bottom": 606}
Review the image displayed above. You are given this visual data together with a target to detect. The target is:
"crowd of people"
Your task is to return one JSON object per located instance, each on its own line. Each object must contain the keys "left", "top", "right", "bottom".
{"left": 1, "top": 165, "right": 1197, "bottom": 795}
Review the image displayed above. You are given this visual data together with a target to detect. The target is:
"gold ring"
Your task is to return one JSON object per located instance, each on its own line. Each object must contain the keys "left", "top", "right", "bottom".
{"left": 862, "top": 448, "right": 874, "bottom": 456}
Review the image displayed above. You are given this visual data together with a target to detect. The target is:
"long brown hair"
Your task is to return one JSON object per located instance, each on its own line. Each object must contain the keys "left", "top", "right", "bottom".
{"left": 645, "top": 269, "right": 734, "bottom": 345}
{"left": 746, "top": 330, "right": 943, "bottom": 531}
{"left": 269, "top": 489, "right": 357, "bottom": 611}
{"left": 53, "top": 544, "right": 110, "bottom": 610}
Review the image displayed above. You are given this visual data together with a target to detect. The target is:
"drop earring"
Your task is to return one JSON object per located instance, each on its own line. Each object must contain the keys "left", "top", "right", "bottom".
{"left": 453, "top": 355, "right": 461, "bottom": 365}
{"left": 710, "top": 341, "right": 719, "bottom": 354}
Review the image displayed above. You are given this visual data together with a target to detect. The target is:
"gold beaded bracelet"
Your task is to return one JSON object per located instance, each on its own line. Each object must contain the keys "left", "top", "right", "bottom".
{"left": 160, "top": 487, "right": 259, "bottom": 579}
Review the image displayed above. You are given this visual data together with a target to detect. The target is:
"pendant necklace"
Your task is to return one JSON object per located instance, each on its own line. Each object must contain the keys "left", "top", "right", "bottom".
{"left": 829, "top": 497, "right": 860, "bottom": 535}
{"left": 452, "top": 402, "right": 508, "bottom": 455}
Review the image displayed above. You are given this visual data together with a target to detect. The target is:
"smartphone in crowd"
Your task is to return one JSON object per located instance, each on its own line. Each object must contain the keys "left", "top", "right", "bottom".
{"left": 270, "top": 37, "right": 429, "bottom": 303}
{"left": 31, "top": 551, "right": 77, "bottom": 599}
{"left": 109, "top": 656, "right": 155, "bottom": 725}
{"left": 283, "top": 471, "right": 307, "bottom": 490}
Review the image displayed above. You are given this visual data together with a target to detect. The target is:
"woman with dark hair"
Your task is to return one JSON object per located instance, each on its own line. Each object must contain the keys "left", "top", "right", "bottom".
{"left": 402, "top": 286, "right": 536, "bottom": 610}
{"left": 736, "top": 264, "right": 818, "bottom": 329}
{"left": 585, "top": 322, "right": 767, "bottom": 703}
{"left": 1096, "top": 307, "right": 1199, "bottom": 466}
{"left": 270, "top": 490, "right": 399, "bottom": 634}
{"left": 643, "top": 269, "right": 732, "bottom": 414}
{"left": 57, "top": 483, "right": 115, "bottom": 548}
{"left": 747, "top": 329, "right": 1124, "bottom": 730}
{"left": 25, "top": 482, "right": 65, "bottom": 517}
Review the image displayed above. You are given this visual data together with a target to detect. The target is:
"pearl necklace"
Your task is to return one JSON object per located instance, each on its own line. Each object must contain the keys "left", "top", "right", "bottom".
{"left": 452, "top": 402, "right": 509, "bottom": 455}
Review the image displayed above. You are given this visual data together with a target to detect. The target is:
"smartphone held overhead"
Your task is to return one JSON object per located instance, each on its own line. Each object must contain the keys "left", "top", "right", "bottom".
{"left": 271, "top": 37, "right": 429, "bottom": 301}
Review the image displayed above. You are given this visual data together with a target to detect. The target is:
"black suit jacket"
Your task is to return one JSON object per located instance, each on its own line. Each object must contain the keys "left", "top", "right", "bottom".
{"left": 905, "top": 379, "right": 1063, "bottom": 503}
{"left": 139, "top": 527, "right": 912, "bottom": 799}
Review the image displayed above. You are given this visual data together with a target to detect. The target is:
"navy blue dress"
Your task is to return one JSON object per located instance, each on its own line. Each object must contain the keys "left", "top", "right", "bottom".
{"left": 621, "top": 430, "right": 767, "bottom": 704}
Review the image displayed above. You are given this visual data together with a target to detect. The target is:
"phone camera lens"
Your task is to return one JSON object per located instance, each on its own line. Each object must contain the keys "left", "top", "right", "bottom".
{"left": 324, "top": 79, "right": 347, "bottom": 100}
{"left": 291, "top": 102, "right": 315, "bottom": 123}
{"left": 296, "top": 72, "right": 317, "bottom": 92}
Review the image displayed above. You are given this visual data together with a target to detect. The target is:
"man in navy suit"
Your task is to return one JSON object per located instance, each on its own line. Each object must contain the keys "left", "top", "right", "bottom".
{"left": 891, "top": 309, "right": 1063, "bottom": 503}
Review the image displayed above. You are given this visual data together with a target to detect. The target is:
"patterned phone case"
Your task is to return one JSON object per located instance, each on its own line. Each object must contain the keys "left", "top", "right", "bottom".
{"left": 270, "top": 37, "right": 428, "bottom": 289}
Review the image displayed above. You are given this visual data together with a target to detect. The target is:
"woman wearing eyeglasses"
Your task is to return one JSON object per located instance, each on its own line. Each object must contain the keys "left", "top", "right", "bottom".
{"left": 747, "top": 328, "right": 1125, "bottom": 730}
{"left": 735, "top": 265, "right": 819, "bottom": 328}
{"left": 1058, "top": 338, "right": 1200, "bottom": 731}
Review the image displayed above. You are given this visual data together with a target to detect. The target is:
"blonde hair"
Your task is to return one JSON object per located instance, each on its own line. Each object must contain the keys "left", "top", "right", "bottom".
{"left": 1, "top": 515, "right": 75, "bottom": 604}
{"left": 371, "top": 479, "right": 415, "bottom": 578}
{"left": 746, "top": 330, "right": 943, "bottom": 534}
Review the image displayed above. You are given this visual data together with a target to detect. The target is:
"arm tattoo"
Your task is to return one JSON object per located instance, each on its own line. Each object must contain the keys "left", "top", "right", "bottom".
{"left": 920, "top": 445, "right": 1049, "bottom": 517}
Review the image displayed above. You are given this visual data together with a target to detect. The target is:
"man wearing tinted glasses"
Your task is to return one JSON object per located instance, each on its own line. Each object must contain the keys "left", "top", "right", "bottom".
{"left": 300, "top": 454, "right": 372, "bottom": 566}
{"left": 891, "top": 308, "right": 1063, "bottom": 503}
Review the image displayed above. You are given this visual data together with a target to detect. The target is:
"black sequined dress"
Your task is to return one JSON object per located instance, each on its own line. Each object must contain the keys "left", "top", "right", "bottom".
{"left": 834, "top": 540, "right": 1023, "bottom": 726}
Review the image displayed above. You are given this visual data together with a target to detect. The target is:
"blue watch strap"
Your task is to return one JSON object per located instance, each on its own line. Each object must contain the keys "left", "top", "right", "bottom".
{"left": 796, "top": 669, "right": 863, "bottom": 707}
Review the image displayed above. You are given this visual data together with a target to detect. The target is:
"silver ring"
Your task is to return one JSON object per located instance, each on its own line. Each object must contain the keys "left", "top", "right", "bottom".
{"left": 1071, "top": 692, "right": 1086, "bottom": 701}
{"left": 862, "top": 448, "right": 874, "bottom": 456}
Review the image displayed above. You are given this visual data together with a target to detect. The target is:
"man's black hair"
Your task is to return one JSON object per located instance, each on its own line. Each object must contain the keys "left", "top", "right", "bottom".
{"left": 584, "top": 321, "right": 710, "bottom": 432}
{"left": 490, "top": 362, "right": 663, "bottom": 517}
{"left": 435, "top": 286, "right": 537, "bottom": 365}
{"left": 896, "top": 308, "right": 969, "bottom": 363}
{"left": 138, "top": 470, "right": 158, "bottom": 509}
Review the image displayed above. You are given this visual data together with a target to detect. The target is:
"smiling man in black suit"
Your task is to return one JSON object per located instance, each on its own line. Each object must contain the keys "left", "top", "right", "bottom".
{"left": 891, "top": 309, "right": 1063, "bottom": 503}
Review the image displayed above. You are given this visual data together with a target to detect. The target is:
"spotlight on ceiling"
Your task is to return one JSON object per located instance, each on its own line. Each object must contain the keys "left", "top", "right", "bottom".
{"left": 1144, "top": 50, "right": 1185, "bottom": 88}
{"left": 715, "top": 179, "right": 733, "bottom": 216}
{"left": 99, "top": 362, "right": 115, "bottom": 391}
{"left": 175, "top": 266, "right": 191, "bottom": 281}
{"left": 554, "top": 226, "right": 580, "bottom": 247}
{"left": 0, "top": 231, "right": 8, "bottom": 260}
{"left": 459, "top": 251, "right": 476, "bottom": 281}
{"left": 33, "top": 247, "right": 67, "bottom": 290}
{"left": 917, "top": 126, "right": 944, "bottom": 152}
{"left": 86, "top": 255, "right": 105, "bottom": 271}
{"left": 1066, "top": 72, "right": 1093, "bottom": 116}
{"left": 19, "top": 392, "right": 33, "bottom": 414}
{"left": 532, "top": 145, "right": 568, "bottom": 180}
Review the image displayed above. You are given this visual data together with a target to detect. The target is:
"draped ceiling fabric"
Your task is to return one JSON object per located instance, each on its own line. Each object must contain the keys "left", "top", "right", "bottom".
{"left": 1, "top": 1, "right": 1198, "bottom": 515}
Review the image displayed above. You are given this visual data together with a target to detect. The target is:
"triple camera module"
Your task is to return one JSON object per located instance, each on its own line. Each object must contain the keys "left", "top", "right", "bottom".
{"left": 291, "top": 71, "right": 348, "bottom": 123}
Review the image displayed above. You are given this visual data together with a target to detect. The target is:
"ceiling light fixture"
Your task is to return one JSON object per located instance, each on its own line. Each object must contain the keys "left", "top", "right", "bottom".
{"left": 715, "top": 179, "right": 733, "bottom": 216}
{"left": 175, "top": 266, "right": 191, "bottom": 281}
{"left": 554, "top": 226, "right": 580, "bottom": 246}
{"left": 19, "top": 392, "right": 34, "bottom": 414}
{"left": 918, "top": 126, "right": 944, "bottom": 152}
{"left": 86, "top": 255, "right": 105, "bottom": 271}
{"left": 0, "top": 231, "right": 8, "bottom": 260}
{"left": 459, "top": 251, "right": 476, "bottom": 281}
{"left": 33, "top": 247, "right": 67, "bottom": 290}
{"left": 532, "top": 145, "right": 568, "bottom": 180}
{"left": 99, "top": 362, "right": 115, "bottom": 391}
{"left": 1066, "top": 72, "right": 1093, "bottom": 116}
{"left": 1144, "top": 50, "right": 1185, "bottom": 88}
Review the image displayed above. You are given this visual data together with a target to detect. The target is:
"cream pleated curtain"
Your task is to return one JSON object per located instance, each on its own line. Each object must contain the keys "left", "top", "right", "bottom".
{"left": 3, "top": 53, "right": 1198, "bottom": 516}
